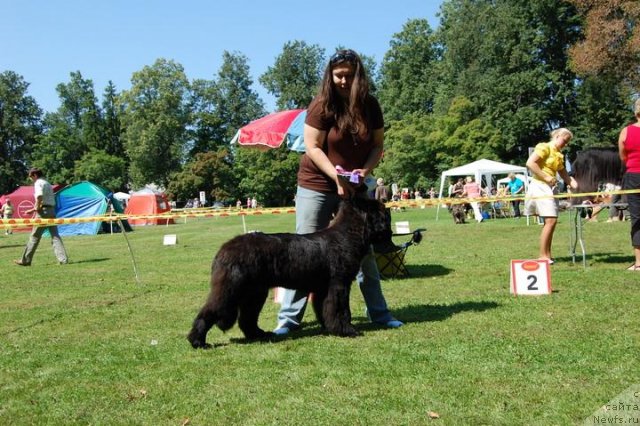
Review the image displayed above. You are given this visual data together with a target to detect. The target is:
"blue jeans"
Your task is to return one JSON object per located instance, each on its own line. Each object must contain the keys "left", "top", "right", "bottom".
{"left": 276, "top": 186, "right": 395, "bottom": 329}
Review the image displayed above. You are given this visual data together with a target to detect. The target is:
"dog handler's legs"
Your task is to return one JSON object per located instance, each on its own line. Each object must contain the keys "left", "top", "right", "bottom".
{"left": 275, "top": 290, "right": 309, "bottom": 332}
{"left": 357, "top": 247, "right": 403, "bottom": 328}
{"left": 274, "top": 187, "right": 339, "bottom": 334}
{"left": 20, "top": 222, "right": 46, "bottom": 265}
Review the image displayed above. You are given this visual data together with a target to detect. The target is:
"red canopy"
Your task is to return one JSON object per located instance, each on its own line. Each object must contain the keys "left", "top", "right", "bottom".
{"left": 230, "top": 109, "right": 305, "bottom": 150}
{"left": 1, "top": 184, "right": 64, "bottom": 231}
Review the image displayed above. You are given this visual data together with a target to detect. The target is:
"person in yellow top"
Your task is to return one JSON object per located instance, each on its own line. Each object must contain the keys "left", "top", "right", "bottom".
{"left": 525, "top": 128, "right": 578, "bottom": 263}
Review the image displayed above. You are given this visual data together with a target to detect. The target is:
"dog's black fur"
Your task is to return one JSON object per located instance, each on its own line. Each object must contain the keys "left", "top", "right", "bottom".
{"left": 187, "top": 198, "right": 391, "bottom": 348}
{"left": 570, "top": 148, "right": 625, "bottom": 204}
{"left": 451, "top": 204, "right": 466, "bottom": 224}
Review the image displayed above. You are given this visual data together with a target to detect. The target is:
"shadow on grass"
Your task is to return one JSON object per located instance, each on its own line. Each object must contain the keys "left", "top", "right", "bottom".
{"left": 67, "top": 257, "right": 111, "bottom": 264}
{"left": 405, "top": 263, "right": 452, "bottom": 278}
{"left": 389, "top": 300, "right": 500, "bottom": 324}
{"left": 0, "top": 244, "right": 24, "bottom": 249}
{"left": 554, "top": 251, "right": 634, "bottom": 266}
{"left": 223, "top": 301, "right": 500, "bottom": 347}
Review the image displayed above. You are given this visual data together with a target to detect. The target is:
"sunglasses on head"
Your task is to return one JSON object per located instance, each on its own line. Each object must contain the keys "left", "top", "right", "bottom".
{"left": 330, "top": 50, "right": 357, "bottom": 65}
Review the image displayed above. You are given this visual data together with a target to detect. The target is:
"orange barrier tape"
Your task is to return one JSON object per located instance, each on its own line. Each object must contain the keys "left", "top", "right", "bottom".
{"left": 0, "top": 207, "right": 296, "bottom": 230}
{"left": 2, "top": 189, "right": 639, "bottom": 230}
{"left": 385, "top": 188, "right": 640, "bottom": 209}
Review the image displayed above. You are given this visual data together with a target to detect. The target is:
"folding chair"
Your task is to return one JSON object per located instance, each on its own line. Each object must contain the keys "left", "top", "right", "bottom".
{"left": 373, "top": 213, "right": 425, "bottom": 279}
{"left": 491, "top": 201, "right": 511, "bottom": 218}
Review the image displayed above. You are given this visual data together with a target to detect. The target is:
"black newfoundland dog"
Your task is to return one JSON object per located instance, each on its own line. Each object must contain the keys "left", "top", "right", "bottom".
{"left": 187, "top": 197, "right": 391, "bottom": 348}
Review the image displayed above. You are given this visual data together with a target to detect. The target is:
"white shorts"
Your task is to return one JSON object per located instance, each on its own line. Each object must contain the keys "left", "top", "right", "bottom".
{"left": 524, "top": 179, "right": 558, "bottom": 217}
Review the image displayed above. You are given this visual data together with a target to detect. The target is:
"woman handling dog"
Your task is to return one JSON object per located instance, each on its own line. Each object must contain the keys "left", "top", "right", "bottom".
{"left": 525, "top": 128, "right": 578, "bottom": 263}
{"left": 273, "top": 49, "right": 403, "bottom": 336}
{"left": 618, "top": 98, "right": 640, "bottom": 271}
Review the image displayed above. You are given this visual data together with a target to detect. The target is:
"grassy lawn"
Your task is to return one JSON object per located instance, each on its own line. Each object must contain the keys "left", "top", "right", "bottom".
{"left": 1, "top": 206, "right": 638, "bottom": 425}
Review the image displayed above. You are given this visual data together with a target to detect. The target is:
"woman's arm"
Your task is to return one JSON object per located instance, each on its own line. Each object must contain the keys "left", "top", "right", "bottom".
{"left": 618, "top": 127, "right": 628, "bottom": 163}
{"left": 526, "top": 153, "right": 556, "bottom": 186}
{"left": 354, "top": 128, "right": 384, "bottom": 177}
{"left": 558, "top": 169, "right": 577, "bottom": 190}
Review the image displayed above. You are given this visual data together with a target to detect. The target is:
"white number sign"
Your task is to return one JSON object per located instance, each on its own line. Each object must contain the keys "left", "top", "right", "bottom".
{"left": 510, "top": 260, "right": 552, "bottom": 295}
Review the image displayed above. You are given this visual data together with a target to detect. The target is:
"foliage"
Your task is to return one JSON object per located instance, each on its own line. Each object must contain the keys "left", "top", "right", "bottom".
{"left": 190, "top": 51, "right": 265, "bottom": 156}
{"left": 435, "top": 0, "right": 582, "bottom": 158}
{"left": 572, "top": 75, "right": 633, "bottom": 150}
{"left": 101, "top": 81, "right": 125, "bottom": 157}
{"left": 30, "top": 71, "right": 103, "bottom": 184}
{"left": 377, "top": 112, "right": 436, "bottom": 190}
{"left": 166, "top": 149, "right": 236, "bottom": 204}
{"left": 234, "top": 146, "right": 300, "bottom": 206}
{"left": 3, "top": 1, "right": 640, "bottom": 204}
{"left": 378, "top": 19, "right": 442, "bottom": 120}
{"left": 120, "top": 59, "right": 191, "bottom": 189}
{"left": 378, "top": 97, "right": 502, "bottom": 189}
{"left": 0, "top": 71, "right": 42, "bottom": 193}
{"left": 73, "top": 149, "right": 127, "bottom": 191}
{"left": 259, "top": 40, "right": 325, "bottom": 110}
{"left": 568, "top": 0, "right": 640, "bottom": 92}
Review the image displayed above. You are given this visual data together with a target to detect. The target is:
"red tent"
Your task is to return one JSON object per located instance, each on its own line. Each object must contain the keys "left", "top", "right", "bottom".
{"left": 125, "top": 188, "right": 174, "bottom": 226}
{"left": 1, "top": 185, "right": 64, "bottom": 231}
{"left": 1, "top": 185, "right": 64, "bottom": 219}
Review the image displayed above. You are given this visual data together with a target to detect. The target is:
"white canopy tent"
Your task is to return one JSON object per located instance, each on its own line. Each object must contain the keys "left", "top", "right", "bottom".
{"left": 436, "top": 159, "right": 528, "bottom": 220}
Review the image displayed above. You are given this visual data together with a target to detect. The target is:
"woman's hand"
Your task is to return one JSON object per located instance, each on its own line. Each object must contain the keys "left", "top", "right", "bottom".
{"left": 351, "top": 168, "right": 369, "bottom": 180}
{"left": 335, "top": 177, "right": 356, "bottom": 199}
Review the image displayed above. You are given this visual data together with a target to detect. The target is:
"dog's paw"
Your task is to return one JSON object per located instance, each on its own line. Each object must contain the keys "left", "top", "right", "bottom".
{"left": 187, "top": 331, "right": 208, "bottom": 349}
{"left": 188, "top": 338, "right": 210, "bottom": 349}
{"left": 243, "top": 328, "right": 271, "bottom": 341}
{"left": 336, "top": 324, "right": 361, "bottom": 338}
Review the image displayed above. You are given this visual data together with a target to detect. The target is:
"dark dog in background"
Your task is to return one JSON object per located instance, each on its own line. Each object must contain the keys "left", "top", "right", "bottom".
{"left": 187, "top": 198, "right": 392, "bottom": 349}
{"left": 451, "top": 203, "right": 466, "bottom": 224}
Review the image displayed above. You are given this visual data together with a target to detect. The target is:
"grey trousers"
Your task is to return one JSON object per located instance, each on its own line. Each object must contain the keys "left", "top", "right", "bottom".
{"left": 20, "top": 206, "right": 68, "bottom": 265}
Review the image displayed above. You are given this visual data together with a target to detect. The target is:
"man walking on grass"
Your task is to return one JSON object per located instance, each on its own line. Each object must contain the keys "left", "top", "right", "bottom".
{"left": 14, "top": 168, "right": 68, "bottom": 266}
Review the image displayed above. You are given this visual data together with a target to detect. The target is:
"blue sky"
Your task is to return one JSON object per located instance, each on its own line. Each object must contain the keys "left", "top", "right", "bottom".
{"left": 1, "top": 0, "right": 442, "bottom": 113}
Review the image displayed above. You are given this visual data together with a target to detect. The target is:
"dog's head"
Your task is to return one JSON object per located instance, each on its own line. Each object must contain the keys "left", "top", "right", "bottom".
{"left": 451, "top": 204, "right": 465, "bottom": 224}
{"left": 346, "top": 197, "right": 392, "bottom": 244}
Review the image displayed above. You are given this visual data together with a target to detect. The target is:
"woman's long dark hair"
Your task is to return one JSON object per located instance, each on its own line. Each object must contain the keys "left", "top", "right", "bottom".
{"left": 316, "top": 49, "right": 370, "bottom": 140}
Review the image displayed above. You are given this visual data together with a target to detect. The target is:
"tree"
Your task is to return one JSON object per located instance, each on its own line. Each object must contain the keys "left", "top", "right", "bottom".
{"left": 120, "top": 58, "right": 191, "bottom": 188}
{"left": 101, "top": 81, "right": 125, "bottom": 156}
{"left": 259, "top": 41, "right": 325, "bottom": 110}
{"left": 0, "top": 71, "right": 42, "bottom": 193}
{"left": 573, "top": 75, "right": 632, "bottom": 148}
{"left": 435, "top": 0, "right": 582, "bottom": 160}
{"left": 568, "top": 0, "right": 640, "bottom": 91}
{"left": 377, "top": 96, "right": 502, "bottom": 189}
{"left": 190, "top": 51, "right": 265, "bottom": 156}
{"left": 378, "top": 19, "right": 442, "bottom": 120}
{"left": 30, "top": 71, "right": 103, "bottom": 184}
{"left": 74, "top": 149, "right": 127, "bottom": 190}
{"left": 375, "top": 112, "right": 437, "bottom": 190}
{"left": 167, "top": 149, "right": 236, "bottom": 203}
{"left": 234, "top": 146, "right": 300, "bottom": 207}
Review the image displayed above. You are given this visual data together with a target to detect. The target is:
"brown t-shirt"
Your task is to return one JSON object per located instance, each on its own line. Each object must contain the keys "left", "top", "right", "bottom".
{"left": 297, "top": 95, "right": 384, "bottom": 193}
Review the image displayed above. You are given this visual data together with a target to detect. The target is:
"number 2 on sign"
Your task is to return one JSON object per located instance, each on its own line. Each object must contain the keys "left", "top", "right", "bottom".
{"left": 510, "top": 260, "right": 551, "bottom": 295}
{"left": 527, "top": 275, "right": 538, "bottom": 291}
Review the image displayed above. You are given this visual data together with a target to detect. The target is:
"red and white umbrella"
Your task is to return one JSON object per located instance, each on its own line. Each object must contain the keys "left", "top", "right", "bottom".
{"left": 230, "top": 109, "right": 307, "bottom": 152}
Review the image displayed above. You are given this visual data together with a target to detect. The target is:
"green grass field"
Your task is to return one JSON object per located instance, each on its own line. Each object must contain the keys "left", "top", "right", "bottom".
{"left": 1, "top": 206, "right": 638, "bottom": 425}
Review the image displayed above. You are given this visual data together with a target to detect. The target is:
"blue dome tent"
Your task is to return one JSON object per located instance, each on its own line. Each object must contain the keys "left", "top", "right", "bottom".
{"left": 54, "top": 181, "right": 131, "bottom": 236}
